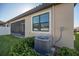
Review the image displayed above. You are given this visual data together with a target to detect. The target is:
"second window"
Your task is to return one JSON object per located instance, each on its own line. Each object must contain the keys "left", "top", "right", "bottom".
{"left": 32, "top": 12, "right": 49, "bottom": 32}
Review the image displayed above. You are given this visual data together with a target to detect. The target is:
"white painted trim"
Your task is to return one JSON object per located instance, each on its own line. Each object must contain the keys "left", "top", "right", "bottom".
{"left": 31, "top": 8, "right": 52, "bottom": 34}
{"left": 10, "top": 17, "right": 26, "bottom": 24}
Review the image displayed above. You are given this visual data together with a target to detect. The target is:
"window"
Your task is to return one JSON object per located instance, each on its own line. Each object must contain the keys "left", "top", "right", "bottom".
{"left": 32, "top": 12, "right": 49, "bottom": 32}
{"left": 11, "top": 20, "right": 25, "bottom": 35}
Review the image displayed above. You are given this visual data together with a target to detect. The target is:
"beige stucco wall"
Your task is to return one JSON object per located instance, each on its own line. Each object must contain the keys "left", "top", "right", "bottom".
{"left": 52, "top": 4, "right": 74, "bottom": 49}
{"left": 25, "top": 3, "right": 74, "bottom": 49}
{"left": 8, "top": 3, "right": 74, "bottom": 49}
{"left": 25, "top": 15, "right": 33, "bottom": 37}
{"left": 25, "top": 8, "right": 52, "bottom": 37}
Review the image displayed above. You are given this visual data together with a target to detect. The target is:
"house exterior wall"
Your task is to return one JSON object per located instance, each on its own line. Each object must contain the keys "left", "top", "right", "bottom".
{"left": 25, "top": 4, "right": 74, "bottom": 49}
{"left": 8, "top": 4, "right": 74, "bottom": 49}
{"left": 52, "top": 4, "right": 74, "bottom": 49}
{"left": 25, "top": 8, "right": 52, "bottom": 37}
{"left": 25, "top": 15, "right": 32, "bottom": 37}
{"left": 6, "top": 17, "right": 25, "bottom": 36}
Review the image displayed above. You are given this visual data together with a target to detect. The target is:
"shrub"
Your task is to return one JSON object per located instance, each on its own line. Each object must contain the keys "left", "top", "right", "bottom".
{"left": 56, "top": 47, "right": 79, "bottom": 56}
{"left": 9, "top": 37, "right": 40, "bottom": 56}
{"left": 74, "top": 32, "right": 79, "bottom": 50}
{"left": 24, "top": 37, "right": 34, "bottom": 48}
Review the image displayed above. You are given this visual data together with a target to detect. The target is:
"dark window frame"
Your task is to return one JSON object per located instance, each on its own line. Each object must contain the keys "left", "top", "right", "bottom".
{"left": 11, "top": 20, "right": 25, "bottom": 35}
{"left": 32, "top": 12, "right": 49, "bottom": 32}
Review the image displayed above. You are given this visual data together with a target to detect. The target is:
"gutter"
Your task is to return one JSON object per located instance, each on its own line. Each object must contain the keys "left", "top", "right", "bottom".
{"left": 6, "top": 3, "right": 60, "bottom": 23}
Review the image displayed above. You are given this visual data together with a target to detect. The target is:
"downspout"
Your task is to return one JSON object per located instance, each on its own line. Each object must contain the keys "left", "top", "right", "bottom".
{"left": 49, "top": 5, "right": 56, "bottom": 55}
{"left": 50, "top": 4, "right": 64, "bottom": 55}
{"left": 52, "top": 4, "right": 55, "bottom": 46}
{"left": 54, "top": 26, "right": 64, "bottom": 45}
{"left": 52, "top": 4, "right": 64, "bottom": 46}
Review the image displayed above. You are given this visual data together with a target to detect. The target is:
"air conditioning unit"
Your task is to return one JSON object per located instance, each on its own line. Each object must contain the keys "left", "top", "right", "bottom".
{"left": 34, "top": 35, "right": 53, "bottom": 55}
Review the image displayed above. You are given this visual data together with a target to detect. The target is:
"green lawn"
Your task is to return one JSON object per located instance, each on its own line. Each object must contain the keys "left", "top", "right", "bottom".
{"left": 0, "top": 35, "right": 24, "bottom": 56}
{"left": 74, "top": 32, "right": 79, "bottom": 50}
{"left": 0, "top": 33, "right": 79, "bottom": 56}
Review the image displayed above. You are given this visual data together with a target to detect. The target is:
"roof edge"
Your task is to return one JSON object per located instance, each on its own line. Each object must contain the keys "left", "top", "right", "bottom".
{"left": 6, "top": 3, "right": 60, "bottom": 23}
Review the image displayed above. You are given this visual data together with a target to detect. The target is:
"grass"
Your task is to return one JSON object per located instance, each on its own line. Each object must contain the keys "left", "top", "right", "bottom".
{"left": 74, "top": 32, "right": 79, "bottom": 50}
{"left": 0, "top": 32, "right": 79, "bottom": 56}
{"left": 0, "top": 35, "right": 24, "bottom": 56}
